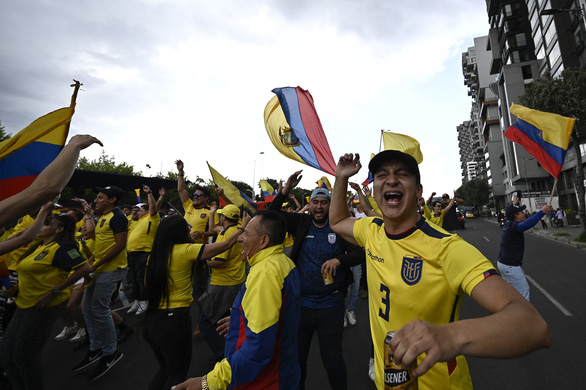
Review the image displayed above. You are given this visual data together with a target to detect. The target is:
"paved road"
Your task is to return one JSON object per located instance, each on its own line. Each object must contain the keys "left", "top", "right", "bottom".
{"left": 38, "top": 218, "right": 585, "bottom": 389}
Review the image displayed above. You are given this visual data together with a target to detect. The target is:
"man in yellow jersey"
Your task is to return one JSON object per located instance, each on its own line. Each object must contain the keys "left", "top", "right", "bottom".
{"left": 126, "top": 185, "right": 160, "bottom": 316}
{"left": 73, "top": 185, "right": 128, "bottom": 380}
{"left": 175, "top": 160, "right": 211, "bottom": 244}
{"left": 198, "top": 204, "right": 245, "bottom": 363}
{"left": 326, "top": 150, "right": 551, "bottom": 390}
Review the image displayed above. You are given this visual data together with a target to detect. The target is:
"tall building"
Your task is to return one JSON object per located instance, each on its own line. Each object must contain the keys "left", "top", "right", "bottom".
{"left": 458, "top": 0, "right": 585, "bottom": 213}
{"left": 461, "top": 36, "right": 507, "bottom": 207}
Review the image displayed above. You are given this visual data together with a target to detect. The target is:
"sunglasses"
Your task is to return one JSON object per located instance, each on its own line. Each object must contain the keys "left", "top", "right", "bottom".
{"left": 193, "top": 194, "right": 203, "bottom": 197}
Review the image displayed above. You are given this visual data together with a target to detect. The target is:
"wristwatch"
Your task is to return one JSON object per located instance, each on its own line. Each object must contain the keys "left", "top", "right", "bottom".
{"left": 50, "top": 286, "right": 64, "bottom": 295}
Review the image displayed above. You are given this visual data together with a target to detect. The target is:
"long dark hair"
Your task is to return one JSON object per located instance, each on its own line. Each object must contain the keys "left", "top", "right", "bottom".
{"left": 52, "top": 213, "right": 77, "bottom": 243}
{"left": 145, "top": 215, "right": 199, "bottom": 310}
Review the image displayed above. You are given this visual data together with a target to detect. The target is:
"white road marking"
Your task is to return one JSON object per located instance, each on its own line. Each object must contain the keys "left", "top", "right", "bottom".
{"left": 483, "top": 236, "right": 490, "bottom": 242}
{"left": 526, "top": 275, "right": 573, "bottom": 316}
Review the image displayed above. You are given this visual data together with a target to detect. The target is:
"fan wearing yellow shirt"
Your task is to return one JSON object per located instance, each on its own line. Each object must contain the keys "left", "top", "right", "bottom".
{"left": 198, "top": 204, "right": 246, "bottom": 363}
{"left": 0, "top": 208, "right": 91, "bottom": 390}
{"left": 143, "top": 212, "right": 250, "bottom": 390}
{"left": 73, "top": 185, "right": 128, "bottom": 381}
{"left": 326, "top": 150, "right": 551, "bottom": 390}
{"left": 175, "top": 159, "right": 212, "bottom": 244}
{"left": 126, "top": 185, "right": 161, "bottom": 316}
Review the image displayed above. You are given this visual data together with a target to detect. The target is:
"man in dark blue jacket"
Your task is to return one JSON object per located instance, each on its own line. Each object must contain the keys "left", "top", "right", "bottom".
{"left": 270, "top": 170, "right": 363, "bottom": 390}
{"left": 497, "top": 197, "right": 553, "bottom": 301}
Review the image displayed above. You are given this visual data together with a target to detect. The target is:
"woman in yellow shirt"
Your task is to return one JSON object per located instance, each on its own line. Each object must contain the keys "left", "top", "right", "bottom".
{"left": 144, "top": 213, "right": 250, "bottom": 390}
{"left": 0, "top": 210, "right": 90, "bottom": 390}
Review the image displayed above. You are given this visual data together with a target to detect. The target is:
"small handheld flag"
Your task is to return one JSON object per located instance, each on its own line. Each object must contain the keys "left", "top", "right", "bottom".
{"left": 504, "top": 104, "right": 575, "bottom": 178}
{"left": 207, "top": 162, "right": 257, "bottom": 212}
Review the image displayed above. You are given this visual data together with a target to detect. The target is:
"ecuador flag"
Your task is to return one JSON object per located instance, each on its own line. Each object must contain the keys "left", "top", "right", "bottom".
{"left": 504, "top": 104, "right": 575, "bottom": 178}
{"left": 0, "top": 107, "right": 74, "bottom": 201}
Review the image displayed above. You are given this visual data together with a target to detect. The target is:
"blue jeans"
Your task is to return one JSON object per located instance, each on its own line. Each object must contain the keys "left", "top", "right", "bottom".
{"left": 345, "top": 265, "right": 361, "bottom": 312}
{"left": 82, "top": 268, "right": 128, "bottom": 355}
{"left": 497, "top": 261, "right": 530, "bottom": 301}
{"left": 298, "top": 304, "right": 347, "bottom": 390}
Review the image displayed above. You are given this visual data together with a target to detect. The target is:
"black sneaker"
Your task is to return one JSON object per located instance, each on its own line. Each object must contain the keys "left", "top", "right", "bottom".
{"left": 117, "top": 326, "right": 135, "bottom": 344}
{"left": 72, "top": 349, "right": 102, "bottom": 372}
{"left": 88, "top": 349, "right": 123, "bottom": 380}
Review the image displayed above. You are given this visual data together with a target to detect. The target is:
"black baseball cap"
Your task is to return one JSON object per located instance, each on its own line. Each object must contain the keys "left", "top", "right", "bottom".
{"left": 505, "top": 204, "right": 526, "bottom": 219}
{"left": 93, "top": 186, "right": 125, "bottom": 200}
{"left": 368, "top": 150, "right": 421, "bottom": 184}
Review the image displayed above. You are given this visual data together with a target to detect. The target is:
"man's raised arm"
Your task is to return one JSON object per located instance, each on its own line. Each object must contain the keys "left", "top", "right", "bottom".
{"left": 330, "top": 153, "right": 362, "bottom": 245}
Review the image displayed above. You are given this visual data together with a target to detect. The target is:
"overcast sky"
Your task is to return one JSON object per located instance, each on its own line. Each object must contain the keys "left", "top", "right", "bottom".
{"left": 0, "top": 0, "right": 490, "bottom": 198}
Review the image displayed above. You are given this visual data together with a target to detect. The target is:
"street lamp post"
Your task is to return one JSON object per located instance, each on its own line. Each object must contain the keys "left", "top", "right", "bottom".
{"left": 252, "top": 152, "right": 265, "bottom": 198}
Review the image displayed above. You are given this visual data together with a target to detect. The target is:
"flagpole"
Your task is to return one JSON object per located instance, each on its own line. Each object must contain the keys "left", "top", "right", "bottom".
{"left": 549, "top": 178, "right": 558, "bottom": 205}
{"left": 379, "top": 130, "right": 384, "bottom": 152}
{"left": 70, "top": 80, "right": 82, "bottom": 107}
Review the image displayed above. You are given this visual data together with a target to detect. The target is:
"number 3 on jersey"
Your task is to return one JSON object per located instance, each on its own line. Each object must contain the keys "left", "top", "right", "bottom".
{"left": 378, "top": 283, "right": 390, "bottom": 321}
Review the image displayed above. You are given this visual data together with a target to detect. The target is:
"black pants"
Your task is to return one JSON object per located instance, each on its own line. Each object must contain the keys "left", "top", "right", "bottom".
{"left": 143, "top": 307, "right": 192, "bottom": 390}
{"left": 127, "top": 252, "right": 149, "bottom": 301}
{"left": 0, "top": 302, "right": 63, "bottom": 390}
{"left": 298, "top": 304, "right": 347, "bottom": 390}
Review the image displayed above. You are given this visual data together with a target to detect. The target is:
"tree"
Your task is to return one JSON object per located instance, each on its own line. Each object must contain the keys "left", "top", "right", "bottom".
{"left": 0, "top": 120, "right": 11, "bottom": 142}
{"left": 519, "top": 68, "right": 586, "bottom": 240}
{"left": 457, "top": 179, "right": 490, "bottom": 211}
{"left": 77, "top": 151, "right": 141, "bottom": 176}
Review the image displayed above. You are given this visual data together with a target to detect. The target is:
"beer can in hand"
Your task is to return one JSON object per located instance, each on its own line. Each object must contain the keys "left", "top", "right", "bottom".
{"left": 322, "top": 270, "right": 333, "bottom": 285}
{"left": 384, "top": 331, "right": 418, "bottom": 389}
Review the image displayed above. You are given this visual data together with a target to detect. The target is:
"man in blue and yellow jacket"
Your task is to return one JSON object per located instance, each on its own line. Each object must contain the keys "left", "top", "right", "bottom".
{"left": 173, "top": 210, "right": 301, "bottom": 390}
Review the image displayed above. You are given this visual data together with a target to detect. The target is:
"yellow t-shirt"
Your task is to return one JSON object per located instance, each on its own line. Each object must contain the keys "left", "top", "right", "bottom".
{"left": 127, "top": 213, "right": 161, "bottom": 252}
{"left": 1, "top": 215, "right": 38, "bottom": 271}
{"left": 210, "top": 225, "right": 245, "bottom": 286}
{"left": 183, "top": 200, "right": 210, "bottom": 244}
{"left": 353, "top": 216, "right": 496, "bottom": 390}
{"left": 94, "top": 208, "right": 128, "bottom": 272}
{"left": 157, "top": 242, "right": 205, "bottom": 309}
{"left": 16, "top": 241, "right": 86, "bottom": 309}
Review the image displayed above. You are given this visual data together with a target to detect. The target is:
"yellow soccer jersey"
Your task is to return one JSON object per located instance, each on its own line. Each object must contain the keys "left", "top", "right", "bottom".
{"left": 353, "top": 216, "right": 496, "bottom": 390}
{"left": 423, "top": 204, "right": 445, "bottom": 227}
{"left": 127, "top": 213, "right": 161, "bottom": 252}
{"left": 94, "top": 208, "right": 128, "bottom": 273}
{"left": 210, "top": 225, "right": 245, "bottom": 286}
{"left": 1, "top": 216, "right": 40, "bottom": 271}
{"left": 157, "top": 242, "right": 204, "bottom": 309}
{"left": 16, "top": 241, "right": 86, "bottom": 309}
{"left": 183, "top": 200, "right": 210, "bottom": 244}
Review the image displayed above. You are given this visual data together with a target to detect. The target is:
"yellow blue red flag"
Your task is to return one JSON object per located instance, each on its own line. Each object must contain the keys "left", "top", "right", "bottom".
{"left": 505, "top": 104, "right": 575, "bottom": 178}
{"left": 264, "top": 86, "right": 336, "bottom": 175}
{"left": 316, "top": 176, "right": 332, "bottom": 191}
{"left": 207, "top": 162, "right": 257, "bottom": 212}
{"left": 0, "top": 106, "right": 74, "bottom": 201}
{"left": 259, "top": 180, "right": 277, "bottom": 202}
{"left": 382, "top": 131, "right": 424, "bottom": 164}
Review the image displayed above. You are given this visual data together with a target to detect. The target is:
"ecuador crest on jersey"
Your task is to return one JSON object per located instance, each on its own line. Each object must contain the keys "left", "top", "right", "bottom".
{"left": 401, "top": 255, "right": 422, "bottom": 285}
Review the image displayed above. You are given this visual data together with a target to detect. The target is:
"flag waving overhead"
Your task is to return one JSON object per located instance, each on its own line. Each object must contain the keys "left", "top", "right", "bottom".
{"left": 264, "top": 87, "right": 337, "bottom": 175}
{"left": 207, "top": 162, "right": 257, "bottom": 212}
{"left": 382, "top": 131, "right": 424, "bottom": 164}
{"left": 504, "top": 104, "right": 575, "bottom": 178}
{"left": 0, "top": 106, "right": 75, "bottom": 201}
{"left": 259, "top": 180, "right": 277, "bottom": 202}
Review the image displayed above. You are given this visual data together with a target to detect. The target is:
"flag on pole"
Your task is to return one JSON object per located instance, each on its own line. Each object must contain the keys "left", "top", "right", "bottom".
{"left": 382, "top": 131, "right": 424, "bottom": 164}
{"left": 264, "top": 86, "right": 337, "bottom": 175}
{"left": 134, "top": 188, "right": 141, "bottom": 203}
{"left": 0, "top": 107, "right": 75, "bottom": 201}
{"left": 504, "top": 104, "right": 575, "bottom": 178}
{"left": 259, "top": 180, "right": 277, "bottom": 202}
{"left": 207, "top": 162, "right": 257, "bottom": 212}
